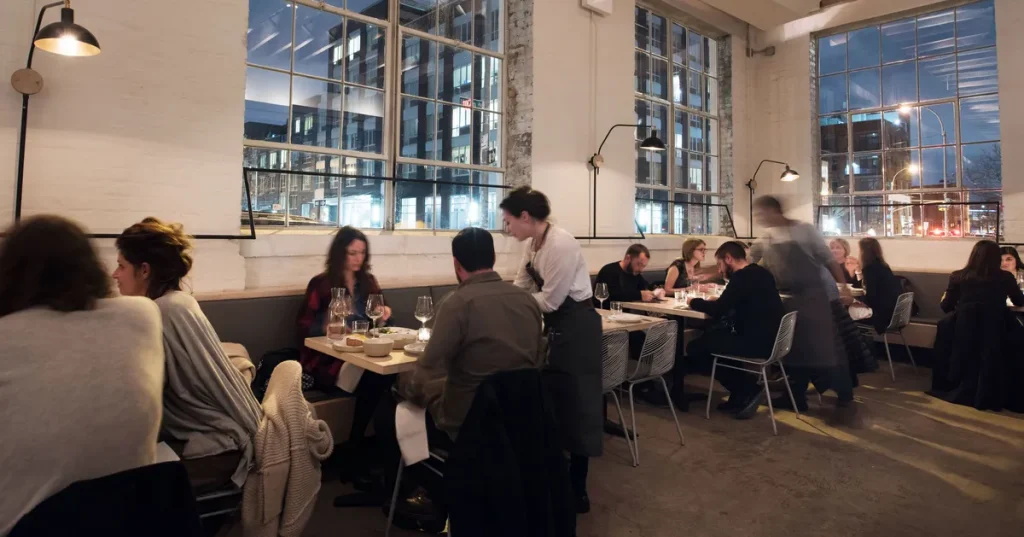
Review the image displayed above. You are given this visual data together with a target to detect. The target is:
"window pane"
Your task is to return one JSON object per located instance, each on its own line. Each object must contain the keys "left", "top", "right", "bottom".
{"left": 884, "top": 149, "right": 920, "bottom": 189}
{"left": 957, "top": 0, "right": 996, "bottom": 51}
{"left": 635, "top": 100, "right": 650, "bottom": 184}
{"left": 347, "top": 0, "right": 389, "bottom": 19}
{"left": 706, "top": 156, "right": 719, "bottom": 192}
{"left": 650, "top": 103, "right": 669, "bottom": 186}
{"left": 635, "top": 51, "right": 650, "bottom": 95}
{"left": 818, "top": 34, "right": 847, "bottom": 75}
{"left": 957, "top": 47, "right": 998, "bottom": 96}
{"left": 688, "top": 114, "right": 704, "bottom": 152}
{"left": 921, "top": 146, "right": 957, "bottom": 188}
{"left": 439, "top": 0, "right": 473, "bottom": 44}
{"left": 342, "top": 86, "right": 384, "bottom": 153}
{"left": 672, "top": 24, "right": 685, "bottom": 65}
{"left": 243, "top": 147, "right": 288, "bottom": 226}
{"left": 921, "top": 192, "right": 962, "bottom": 237}
{"left": 674, "top": 111, "right": 687, "bottom": 152}
{"left": 291, "top": 75, "right": 343, "bottom": 148}
{"left": 651, "top": 58, "right": 669, "bottom": 100}
{"left": 244, "top": 67, "right": 290, "bottom": 143}
{"left": 673, "top": 193, "right": 687, "bottom": 234}
{"left": 435, "top": 168, "right": 489, "bottom": 230}
{"left": 962, "top": 142, "right": 1002, "bottom": 189}
{"left": 400, "top": 0, "right": 437, "bottom": 33}
{"left": 917, "top": 9, "right": 954, "bottom": 57}
{"left": 853, "top": 195, "right": 884, "bottom": 236}
{"left": 966, "top": 191, "right": 1000, "bottom": 237}
{"left": 247, "top": 0, "right": 292, "bottom": 70}
{"left": 688, "top": 153, "right": 704, "bottom": 190}
{"left": 288, "top": 152, "right": 340, "bottom": 226}
{"left": 881, "top": 18, "right": 915, "bottom": 63}
{"left": 918, "top": 55, "right": 956, "bottom": 101}
{"left": 882, "top": 62, "right": 916, "bottom": 107}
{"left": 821, "top": 155, "right": 850, "bottom": 195}
{"left": 436, "top": 104, "right": 472, "bottom": 163}
{"left": 687, "top": 30, "right": 702, "bottom": 70}
{"left": 635, "top": 8, "right": 649, "bottom": 51}
{"left": 883, "top": 108, "right": 917, "bottom": 149}
{"left": 706, "top": 76, "right": 718, "bottom": 114}
{"left": 920, "top": 103, "right": 955, "bottom": 146}
{"left": 400, "top": 97, "right": 436, "bottom": 159}
{"left": 473, "top": 110, "right": 500, "bottom": 166}
{"left": 849, "top": 68, "right": 880, "bottom": 109}
{"left": 851, "top": 112, "right": 882, "bottom": 152}
{"left": 687, "top": 70, "right": 703, "bottom": 110}
{"left": 340, "top": 160, "right": 384, "bottom": 229}
{"left": 821, "top": 197, "right": 851, "bottom": 236}
{"left": 673, "top": 149, "right": 686, "bottom": 189}
{"left": 706, "top": 118, "right": 718, "bottom": 156}
{"left": 474, "top": 54, "right": 501, "bottom": 111}
{"left": 848, "top": 27, "right": 880, "bottom": 69}
{"left": 672, "top": 65, "right": 685, "bottom": 105}
{"left": 438, "top": 45, "right": 472, "bottom": 104}
{"left": 705, "top": 37, "right": 718, "bottom": 75}
{"left": 887, "top": 193, "right": 917, "bottom": 236}
{"left": 293, "top": 6, "right": 343, "bottom": 79}
{"left": 474, "top": 0, "right": 503, "bottom": 52}
{"left": 820, "top": 115, "right": 848, "bottom": 154}
{"left": 635, "top": 188, "right": 651, "bottom": 233}
{"left": 345, "top": 20, "right": 386, "bottom": 89}
{"left": 819, "top": 73, "right": 848, "bottom": 114}
{"left": 960, "top": 95, "right": 1000, "bottom": 143}
{"left": 402, "top": 36, "right": 436, "bottom": 98}
{"left": 395, "top": 179, "right": 435, "bottom": 229}
{"left": 650, "top": 14, "right": 667, "bottom": 57}
{"left": 852, "top": 153, "right": 882, "bottom": 191}
{"left": 650, "top": 189, "right": 670, "bottom": 234}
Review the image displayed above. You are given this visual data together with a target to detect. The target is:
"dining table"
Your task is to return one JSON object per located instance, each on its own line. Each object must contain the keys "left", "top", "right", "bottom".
{"left": 304, "top": 336, "right": 419, "bottom": 375}
{"left": 620, "top": 300, "right": 710, "bottom": 320}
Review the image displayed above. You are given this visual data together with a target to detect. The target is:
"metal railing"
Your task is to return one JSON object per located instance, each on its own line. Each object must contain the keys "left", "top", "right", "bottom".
{"left": 633, "top": 196, "right": 739, "bottom": 238}
{"left": 815, "top": 200, "right": 1000, "bottom": 239}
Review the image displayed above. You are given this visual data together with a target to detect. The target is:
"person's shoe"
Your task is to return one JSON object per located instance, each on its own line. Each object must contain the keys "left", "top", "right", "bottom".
{"left": 716, "top": 397, "right": 744, "bottom": 413}
{"left": 574, "top": 493, "right": 591, "bottom": 514}
{"left": 395, "top": 488, "right": 440, "bottom": 519}
{"left": 828, "top": 402, "right": 860, "bottom": 427}
{"left": 771, "top": 396, "right": 808, "bottom": 412}
{"left": 734, "top": 391, "right": 766, "bottom": 420}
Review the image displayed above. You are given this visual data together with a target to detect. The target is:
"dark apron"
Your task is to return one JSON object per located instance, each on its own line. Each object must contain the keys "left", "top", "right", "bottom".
{"left": 544, "top": 298, "right": 603, "bottom": 457}
{"left": 767, "top": 242, "right": 843, "bottom": 368}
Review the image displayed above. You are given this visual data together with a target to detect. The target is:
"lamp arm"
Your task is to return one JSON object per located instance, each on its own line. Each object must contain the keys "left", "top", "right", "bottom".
{"left": 595, "top": 123, "right": 647, "bottom": 160}
{"left": 750, "top": 159, "right": 789, "bottom": 188}
{"left": 27, "top": 2, "right": 65, "bottom": 69}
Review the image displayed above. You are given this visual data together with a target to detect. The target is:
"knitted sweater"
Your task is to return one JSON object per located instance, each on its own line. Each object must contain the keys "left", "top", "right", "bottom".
{"left": 243, "top": 361, "right": 333, "bottom": 537}
{"left": 0, "top": 298, "right": 164, "bottom": 536}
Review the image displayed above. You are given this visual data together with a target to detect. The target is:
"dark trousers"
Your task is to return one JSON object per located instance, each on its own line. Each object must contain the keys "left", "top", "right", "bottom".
{"left": 676, "top": 329, "right": 760, "bottom": 398}
{"left": 339, "top": 372, "right": 397, "bottom": 480}
{"left": 787, "top": 365, "right": 854, "bottom": 404}
{"left": 374, "top": 393, "right": 455, "bottom": 499}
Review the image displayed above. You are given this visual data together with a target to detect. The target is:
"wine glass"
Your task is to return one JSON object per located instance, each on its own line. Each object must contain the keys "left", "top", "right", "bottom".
{"left": 366, "top": 294, "right": 386, "bottom": 335}
{"left": 594, "top": 283, "right": 609, "bottom": 309}
{"left": 415, "top": 296, "right": 434, "bottom": 328}
{"left": 327, "top": 288, "right": 348, "bottom": 341}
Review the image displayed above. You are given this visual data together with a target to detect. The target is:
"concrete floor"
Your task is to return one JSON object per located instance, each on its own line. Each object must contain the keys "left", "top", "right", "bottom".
{"left": 234, "top": 364, "right": 1024, "bottom": 536}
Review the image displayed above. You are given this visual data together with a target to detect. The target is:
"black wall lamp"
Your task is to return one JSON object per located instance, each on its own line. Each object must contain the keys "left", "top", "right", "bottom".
{"left": 586, "top": 124, "right": 665, "bottom": 239}
{"left": 746, "top": 159, "right": 799, "bottom": 237}
{"left": 11, "top": 0, "right": 101, "bottom": 224}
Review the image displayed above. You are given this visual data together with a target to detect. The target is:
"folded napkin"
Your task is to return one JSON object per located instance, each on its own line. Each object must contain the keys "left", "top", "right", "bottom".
{"left": 395, "top": 401, "right": 430, "bottom": 465}
{"left": 335, "top": 362, "right": 365, "bottom": 393}
{"left": 849, "top": 305, "right": 873, "bottom": 321}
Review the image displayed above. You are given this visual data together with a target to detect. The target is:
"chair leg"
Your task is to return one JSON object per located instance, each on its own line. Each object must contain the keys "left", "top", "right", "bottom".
{"left": 777, "top": 362, "right": 801, "bottom": 419}
{"left": 899, "top": 329, "right": 917, "bottom": 373}
{"left": 628, "top": 382, "right": 640, "bottom": 466}
{"left": 385, "top": 459, "right": 404, "bottom": 537}
{"left": 658, "top": 376, "right": 685, "bottom": 446}
{"left": 761, "top": 368, "right": 778, "bottom": 436}
{"left": 883, "top": 333, "right": 895, "bottom": 382}
{"left": 706, "top": 357, "right": 718, "bottom": 420}
{"left": 610, "top": 390, "right": 637, "bottom": 467}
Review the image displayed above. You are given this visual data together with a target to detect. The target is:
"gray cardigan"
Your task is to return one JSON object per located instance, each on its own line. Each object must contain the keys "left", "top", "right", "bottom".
{"left": 157, "top": 291, "right": 262, "bottom": 488}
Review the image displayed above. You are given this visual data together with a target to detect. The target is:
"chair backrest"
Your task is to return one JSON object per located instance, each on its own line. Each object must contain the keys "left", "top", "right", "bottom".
{"left": 765, "top": 311, "right": 798, "bottom": 365}
{"left": 888, "top": 292, "right": 915, "bottom": 330}
{"left": 637, "top": 320, "right": 678, "bottom": 377}
{"left": 601, "top": 330, "right": 629, "bottom": 392}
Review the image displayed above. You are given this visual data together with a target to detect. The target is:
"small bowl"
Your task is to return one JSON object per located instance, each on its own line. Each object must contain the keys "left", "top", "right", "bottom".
{"left": 363, "top": 338, "right": 394, "bottom": 357}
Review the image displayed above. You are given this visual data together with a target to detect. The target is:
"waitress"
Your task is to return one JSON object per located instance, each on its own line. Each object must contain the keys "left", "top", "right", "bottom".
{"left": 501, "top": 187, "right": 602, "bottom": 515}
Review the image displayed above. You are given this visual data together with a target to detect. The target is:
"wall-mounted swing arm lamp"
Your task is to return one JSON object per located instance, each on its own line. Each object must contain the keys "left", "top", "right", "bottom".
{"left": 586, "top": 124, "right": 665, "bottom": 239}
{"left": 746, "top": 159, "right": 799, "bottom": 237}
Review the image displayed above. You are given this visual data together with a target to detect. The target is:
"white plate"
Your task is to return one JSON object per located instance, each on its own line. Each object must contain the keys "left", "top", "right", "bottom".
{"left": 331, "top": 341, "right": 364, "bottom": 353}
{"left": 608, "top": 313, "right": 643, "bottom": 323}
{"left": 404, "top": 342, "right": 427, "bottom": 356}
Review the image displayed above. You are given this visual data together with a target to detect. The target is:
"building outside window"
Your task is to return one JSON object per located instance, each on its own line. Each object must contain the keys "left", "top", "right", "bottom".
{"left": 243, "top": 0, "right": 504, "bottom": 230}
{"left": 817, "top": 0, "right": 1000, "bottom": 238}
{"left": 634, "top": 6, "right": 721, "bottom": 235}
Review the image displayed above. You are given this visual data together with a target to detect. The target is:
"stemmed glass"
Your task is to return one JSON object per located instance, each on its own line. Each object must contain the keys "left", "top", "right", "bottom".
{"left": 415, "top": 296, "right": 434, "bottom": 341}
{"left": 594, "top": 283, "right": 609, "bottom": 309}
{"left": 327, "top": 287, "right": 349, "bottom": 342}
{"left": 366, "top": 294, "right": 386, "bottom": 336}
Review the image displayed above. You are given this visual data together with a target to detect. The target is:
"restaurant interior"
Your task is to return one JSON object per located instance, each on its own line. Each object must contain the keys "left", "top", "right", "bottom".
{"left": 2, "top": 0, "right": 1023, "bottom": 536}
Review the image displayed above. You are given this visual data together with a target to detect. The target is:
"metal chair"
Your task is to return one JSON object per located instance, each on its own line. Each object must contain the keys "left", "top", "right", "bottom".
{"left": 601, "top": 330, "right": 637, "bottom": 467}
{"left": 624, "top": 321, "right": 684, "bottom": 465}
{"left": 864, "top": 292, "right": 916, "bottom": 382}
{"left": 705, "top": 311, "right": 799, "bottom": 436}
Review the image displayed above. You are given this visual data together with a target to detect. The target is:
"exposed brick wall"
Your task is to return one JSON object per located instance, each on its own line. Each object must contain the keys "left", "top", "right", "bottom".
{"left": 505, "top": 0, "right": 533, "bottom": 188}
{"left": 718, "top": 36, "right": 736, "bottom": 237}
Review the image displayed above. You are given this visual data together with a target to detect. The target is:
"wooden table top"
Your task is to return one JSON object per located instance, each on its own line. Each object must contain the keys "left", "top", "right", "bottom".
{"left": 598, "top": 308, "right": 667, "bottom": 332}
{"left": 620, "top": 300, "right": 710, "bottom": 320}
{"left": 304, "top": 337, "right": 419, "bottom": 375}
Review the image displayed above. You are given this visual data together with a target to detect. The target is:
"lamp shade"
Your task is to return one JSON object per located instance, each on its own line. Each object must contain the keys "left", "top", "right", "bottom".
{"left": 780, "top": 166, "right": 800, "bottom": 182}
{"left": 640, "top": 129, "right": 666, "bottom": 151}
{"left": 34, "top": 7, "right": 101, "bottom": 57}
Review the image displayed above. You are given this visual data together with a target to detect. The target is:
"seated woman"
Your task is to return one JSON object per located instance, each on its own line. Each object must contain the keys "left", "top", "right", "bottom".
{"left": 856, "top": 237, "right": 902, "bottom": 334}
{"left": 297, "top": 226, "right": 392, "bottom": 485}
{"left": 114, "top": 217, "right": 262, "bottom": 492}
{"left": 932, "top": 240, "right": 1024, "bottom": 412}
{"left": 0, "top": 216, "right": 164, "bottom": 534}
{"left": 664, "top": 238, "right": 708, "bottom": 293}
{"left": 1000, "top": 246, "right": 1023, "bottom": 277}
{"left": 829, "top": 238, "right": 861, "bottom": 288}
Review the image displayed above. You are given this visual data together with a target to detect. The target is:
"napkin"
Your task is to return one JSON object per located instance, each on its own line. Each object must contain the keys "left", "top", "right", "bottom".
{"left": 395, "top": 401, "right": 430, "bottom": 465}
{"left": 849, "top": 305, "right": 873, "bottom": 321}
{"left": 335, "top": 362, "right": 365, "bottom": 393}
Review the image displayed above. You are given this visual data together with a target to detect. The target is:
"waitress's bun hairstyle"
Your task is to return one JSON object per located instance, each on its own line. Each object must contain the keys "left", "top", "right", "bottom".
{"left": 499, "top": 186, "right": 551, "bottom": 220}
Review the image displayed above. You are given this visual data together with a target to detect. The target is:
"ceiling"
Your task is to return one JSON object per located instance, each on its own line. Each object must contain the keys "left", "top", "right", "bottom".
{"left": 693, "top": 0, "right": 833, "bottom": 30}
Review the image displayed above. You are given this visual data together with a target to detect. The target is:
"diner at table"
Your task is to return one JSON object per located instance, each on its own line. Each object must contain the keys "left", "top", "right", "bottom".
{"left": 830, "top": 238, "right": 862, "bottom": 288}
{"left": 855, "top": 238, "right": 902, "bottom": 336}
{"left": 664, "top": 238, "right": 712, "bottom": 293}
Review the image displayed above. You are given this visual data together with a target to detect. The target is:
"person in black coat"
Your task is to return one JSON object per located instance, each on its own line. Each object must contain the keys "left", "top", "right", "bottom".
{"left": 593, "top": 244, "right": 654, "bottom": 306}
{"left": 856, "top": 237, "right": 902, "bottom": 334}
